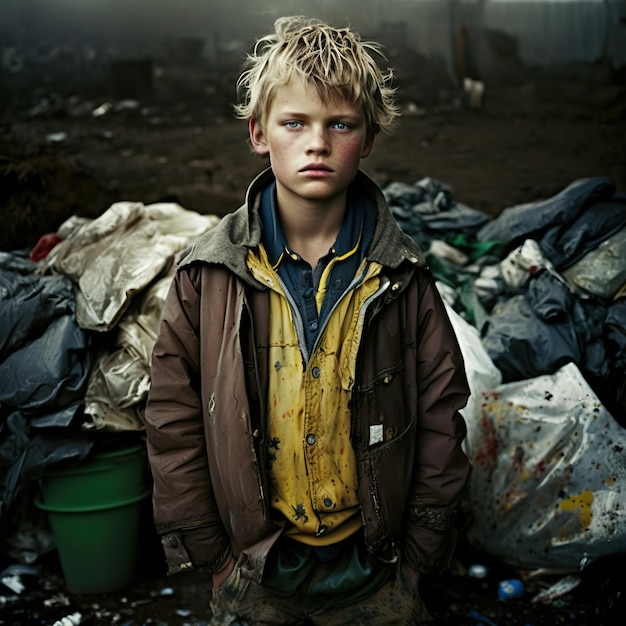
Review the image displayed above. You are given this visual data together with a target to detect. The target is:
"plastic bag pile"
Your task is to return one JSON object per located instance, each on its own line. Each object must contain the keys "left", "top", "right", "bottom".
{"left": 385, "top": 175, "right": 626, "bottom": 573}
{"left": 0, "top": 202, "right": 219, "bottom": 561}
{"left": 1, "top": 175, "right": 625, "bottom": 573}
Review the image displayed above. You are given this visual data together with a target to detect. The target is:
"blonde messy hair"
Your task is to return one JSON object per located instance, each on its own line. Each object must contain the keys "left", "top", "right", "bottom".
{"left": 234, "top": 16, "right": 399, "bottom": 136}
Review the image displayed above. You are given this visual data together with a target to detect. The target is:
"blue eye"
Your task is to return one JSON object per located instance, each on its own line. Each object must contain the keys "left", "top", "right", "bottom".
{"left": 285, "top": 121, "right": 301, "bottom": 129}
{"left": 332, "top": 122, "right": 350, "bottom": 131}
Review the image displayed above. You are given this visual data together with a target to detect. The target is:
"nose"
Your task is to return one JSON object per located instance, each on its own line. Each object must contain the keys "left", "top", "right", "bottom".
{"left": 306, "top": 126, "right": 330, "bottom": 154}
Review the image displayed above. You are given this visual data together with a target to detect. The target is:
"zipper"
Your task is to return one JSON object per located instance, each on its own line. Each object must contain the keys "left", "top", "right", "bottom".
{"left": 310, "top": 263, "right": 390, "bottom": 360}
{"left": 273, "top": 272, "right": 310, "bottom": 366}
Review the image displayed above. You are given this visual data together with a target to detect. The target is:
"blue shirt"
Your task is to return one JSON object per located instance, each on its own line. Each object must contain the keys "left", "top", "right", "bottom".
{"left": 259, "top": 181, "right": 376, "bottom": 355}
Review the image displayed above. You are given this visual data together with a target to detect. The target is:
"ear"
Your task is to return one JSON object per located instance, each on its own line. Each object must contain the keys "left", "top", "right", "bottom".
{"left": 361, "top": 134, "right": 375, "bottom": 159}
{"left": 249, "top": 118, "right": 269, "bottom": 156}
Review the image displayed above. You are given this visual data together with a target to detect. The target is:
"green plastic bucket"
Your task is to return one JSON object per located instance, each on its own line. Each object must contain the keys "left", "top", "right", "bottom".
{"left": 36, "top": 444, "right": 151, "bottom": 594}
{"left": 36, "top": 490, "right": 150, "bottom": 594}
{"left": 39, "top": 444, "right": 148, "bottom": 508}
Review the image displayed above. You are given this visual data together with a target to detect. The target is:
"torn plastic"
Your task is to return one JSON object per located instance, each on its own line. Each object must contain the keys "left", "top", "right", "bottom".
{"left": 466, "top": 362, "right": 626, "bottom": 573}
{"left": 51, "top": 612, "right": 82, "bottom": 626}
{"left": 531, "top": 575, "right": 582, "bottom": 604}
{"left": 0, "top": 563, "right": 39, "bottom": 595}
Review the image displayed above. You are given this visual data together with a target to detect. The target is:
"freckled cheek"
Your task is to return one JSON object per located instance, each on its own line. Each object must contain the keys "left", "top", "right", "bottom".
{"left": 336, "top": 139, "right": 365, "bottom": 164}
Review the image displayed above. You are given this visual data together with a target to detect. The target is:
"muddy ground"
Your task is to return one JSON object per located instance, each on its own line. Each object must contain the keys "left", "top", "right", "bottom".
{"left": 1, "top": 46, "right": 626, "bottom": 625}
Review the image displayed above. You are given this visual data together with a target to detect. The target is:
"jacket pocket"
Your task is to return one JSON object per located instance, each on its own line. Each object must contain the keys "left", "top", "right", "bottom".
{"left": 358, "top": 358, "right": 411, "bottom": 445}
{"left": 365, "top": 419, "right": 416, "bottom": 539}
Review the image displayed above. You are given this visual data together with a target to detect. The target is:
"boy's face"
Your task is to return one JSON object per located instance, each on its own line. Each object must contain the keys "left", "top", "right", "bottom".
{"left": 249, "top": 76, "right": 374, "bottom": 210}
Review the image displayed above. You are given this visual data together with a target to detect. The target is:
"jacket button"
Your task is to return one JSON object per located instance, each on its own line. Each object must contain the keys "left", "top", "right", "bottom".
{"left": 306, "top": 433, "right": 316, "bottom": 445}
{"left": 324, "top": 497, "right": 333, "bottom": 508}
{"left": 311, "top": 366, "right": 321, "bottom": 378}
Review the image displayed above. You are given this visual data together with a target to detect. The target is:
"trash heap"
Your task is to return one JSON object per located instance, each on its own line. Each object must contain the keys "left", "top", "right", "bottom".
{"left": 0, "top": 201, "right": 219, "bottom": 567}
{"left": 385, "top": 175, "right": 626, "bottom": 573}
{"left": 1, "top": 175, "right": 625, "bottom": 579}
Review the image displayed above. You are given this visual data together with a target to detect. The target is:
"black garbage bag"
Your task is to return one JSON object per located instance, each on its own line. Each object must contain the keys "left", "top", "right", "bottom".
{"left": 0, "top": 313, "right": 93, "bottom": 412}
{"left": 0, "top": 253, "right": 75, "bottom": 360}
{"left": 542, "top": 195, "right": 626, "bottom": 271}
{"left": 477, "top": 177, "right": 624, "bottom": 270}
{"left": 1, "top": 430, "right": 94, "bottom": 519}
{"left": 585, "top": 298, "right": 626, "bottom": 422}
{"left": 481, "top": 271, "right": 607, "bottom": 384}
{"left": 385, "top": 177, "right": 492, "bottom": 250}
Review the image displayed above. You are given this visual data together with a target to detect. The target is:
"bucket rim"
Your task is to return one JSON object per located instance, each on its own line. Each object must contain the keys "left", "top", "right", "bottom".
{"left": 40, "top": 444, "right": 146, "bottom": 478}
{"left": 35, "top": 489, "right": 151, "bottom": 514}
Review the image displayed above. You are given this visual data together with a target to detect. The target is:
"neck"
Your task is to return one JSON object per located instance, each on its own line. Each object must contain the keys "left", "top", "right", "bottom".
{"left": 276, "top": 188, "right": 348, "bottom": 268}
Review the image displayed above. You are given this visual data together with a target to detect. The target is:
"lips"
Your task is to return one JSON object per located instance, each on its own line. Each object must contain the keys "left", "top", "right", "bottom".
{"left": 300, "top": 163, "right": 333, "bottom": 172}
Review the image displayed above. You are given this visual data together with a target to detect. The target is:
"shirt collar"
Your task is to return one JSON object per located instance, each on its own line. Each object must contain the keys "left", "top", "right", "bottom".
{"left": 259, "top": 181, "right": 366, "bottom": 269}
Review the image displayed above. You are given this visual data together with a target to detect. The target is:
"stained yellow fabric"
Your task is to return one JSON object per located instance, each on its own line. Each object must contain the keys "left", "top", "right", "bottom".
{"left": 247, "top": 246, "right": 382, "bottom": 544}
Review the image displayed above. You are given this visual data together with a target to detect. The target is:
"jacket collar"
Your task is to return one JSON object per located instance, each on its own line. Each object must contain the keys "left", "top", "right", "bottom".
{"left": 178, "top": 168, "right": 426, "bottom": 284}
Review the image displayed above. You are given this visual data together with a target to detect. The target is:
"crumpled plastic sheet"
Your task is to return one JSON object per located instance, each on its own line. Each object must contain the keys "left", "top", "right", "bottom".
{"left": 540, "top": 194, "right": 626, "bottom": 272}
{"left": 466, "top": 362, "right": 626, "bottom": 573}
{"left": 477, "top": 176, "right": 615, "bottom": 246}
{"left": 39, "top": 201, "right": 220, "bottom": 332}
{"left": 82, "top": 273, "right": 173, "bottom": 431}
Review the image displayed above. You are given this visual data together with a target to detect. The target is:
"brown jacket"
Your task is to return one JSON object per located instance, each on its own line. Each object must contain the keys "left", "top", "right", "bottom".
{"left": 145, "top": 169, "right": 471, "bottom": 582}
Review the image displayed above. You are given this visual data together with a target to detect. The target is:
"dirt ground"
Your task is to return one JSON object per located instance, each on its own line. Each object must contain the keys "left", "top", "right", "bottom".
{"left": 1, "top": 49, "right": 626, "bottom": 625}
{"left": 1, "top": 48, "right": 625, "bottom": 252}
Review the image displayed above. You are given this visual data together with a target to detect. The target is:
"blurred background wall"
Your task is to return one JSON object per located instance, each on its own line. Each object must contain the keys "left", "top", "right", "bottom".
{"left": 1, "top": 0, "right": 624, "bottom": 103}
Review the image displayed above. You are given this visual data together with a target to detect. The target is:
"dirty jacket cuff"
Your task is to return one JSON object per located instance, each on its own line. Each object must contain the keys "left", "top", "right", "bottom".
{"left": 161, "top": 528, "right": 232, "bottom": 576}
{"left": 403, "top": 505, "right": 458, "bottom": 574}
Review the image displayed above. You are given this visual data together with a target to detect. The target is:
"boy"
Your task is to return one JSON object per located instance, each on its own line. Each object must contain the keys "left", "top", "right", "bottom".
{"left": 145, "top": 16, "right": 470, "bottom": 625}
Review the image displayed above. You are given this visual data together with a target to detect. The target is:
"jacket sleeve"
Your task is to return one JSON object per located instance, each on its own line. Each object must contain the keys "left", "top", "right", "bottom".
{"left": 403, "top": 270, "right": 471, "bottom": 574}
{"left": 144, "top": 266, "right": 232, "bottom": 575}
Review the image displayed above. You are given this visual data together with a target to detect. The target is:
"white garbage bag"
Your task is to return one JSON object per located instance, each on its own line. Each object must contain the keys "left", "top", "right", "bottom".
{"left": 466, "top": 362, "right": 626, "bottom": 572}
{"left": 443, "top": 302, "right": 502, "bottom": 433}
